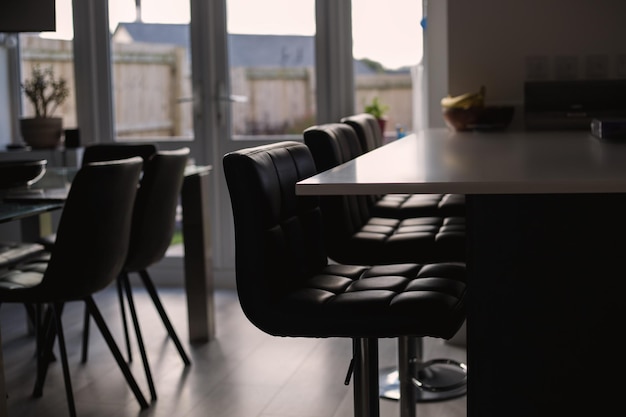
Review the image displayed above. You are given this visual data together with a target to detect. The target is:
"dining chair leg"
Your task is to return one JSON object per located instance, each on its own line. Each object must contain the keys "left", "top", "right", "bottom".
{"left": 23, "top": 303, "right": 37, "bottom": 336}
{"left": 117, "top": 274, "right": 133, "bottom": 363}
{"left": 33, "top": 303, "right": 43, "bottom": 360}
{"left": 121, "top": 273, "right": 157, "bottom": 401}
{"left": 80, "top": 275, "right": 133, "bottom": 364}
{"left": 138, "top": 269, "right": 191, "bottom": 365}
{"left": 32, "top": 303, "right": 57, "bottom": 398}
{"left": 51, "top": 302, "right": 77, "bottom": 417}
{"left": 80, "top": 306, "right": 90, "bottom": 363}
{"left": 84, "top": 296, "right": 149, "bottom": 409}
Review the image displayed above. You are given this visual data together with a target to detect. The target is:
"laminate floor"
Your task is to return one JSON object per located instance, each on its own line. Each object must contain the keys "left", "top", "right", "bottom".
{"left": 1, "top": 286, "right": 467, "bottom": 417}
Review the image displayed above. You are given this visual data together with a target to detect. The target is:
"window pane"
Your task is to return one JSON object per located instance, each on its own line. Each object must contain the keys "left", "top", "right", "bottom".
{"left": 109, "top": 0, "right": 193, "bottom": 141}
{"left": 227, "top": 0, "right": 316, "bottom": 138}
{"left": 19, "top": 0, "right": 77, "bottom": 142}
{"left": 352, "top": 0, "right": 423, "bottom": 140}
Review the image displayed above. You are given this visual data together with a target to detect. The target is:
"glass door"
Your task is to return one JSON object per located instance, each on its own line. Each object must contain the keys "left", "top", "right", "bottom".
{"left": 226, "top": 0, "right": 316, "bottom": 140}
{"left": 108, "top": 0, "right": 193, "bottom": 141}
{"left": 195, "top": 0, "right": 317, "bottom": 286}
{"left": 352, "top": 0, "right": 424, "bottom": 140}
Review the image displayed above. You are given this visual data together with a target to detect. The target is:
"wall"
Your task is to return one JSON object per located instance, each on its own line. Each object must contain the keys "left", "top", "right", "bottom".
{"left": 427, "top": 0, "right": 626, "bottom": 129}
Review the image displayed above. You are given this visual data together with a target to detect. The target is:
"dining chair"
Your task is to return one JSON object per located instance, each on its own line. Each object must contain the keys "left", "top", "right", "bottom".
{"left": 118, "top": 146, "right": 191, "bottom": 366}
{"left": 37, "top": 143, "right": 158, "bottom": 252}
{"left": 0, "top": 157, "right": 149, "bottom": 417}
{"left": 78, "top": 143, "right": 160, "bottom": 368}
{"left": 81, "top": 143, "right": 158, "bottom": 165}
{"left": 35, "top": 144, "right": 191, "bottom": 402}
{"left": 76, "top": 143, "right": 159, "bottom": 366}
{"left": 223, "top": 141, "right": 467, "bottom": 417}
{"left": 80, "top": 147, "right": 192, "bottom": 401}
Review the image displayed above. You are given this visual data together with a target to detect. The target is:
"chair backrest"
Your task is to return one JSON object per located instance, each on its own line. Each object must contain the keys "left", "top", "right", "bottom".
{"left": 223, "top": 141, "right": 327, "bottom": 328}
{"left": 303, "top": 123, "right": 365, "bottom": 172}
{"left": 303, "top": 123, "right": 375, "bottom": 249}
{"left": 40, "top": 157, "right": 143, "bottom": 301}
{"left": 82, "top": 143, "right": 158, "bottom": 166}
{"left": 341, "top": 113, "right": 383, "bottom": 152}
{"left": 124, "top": 148, "right": 190, "bottom": 272}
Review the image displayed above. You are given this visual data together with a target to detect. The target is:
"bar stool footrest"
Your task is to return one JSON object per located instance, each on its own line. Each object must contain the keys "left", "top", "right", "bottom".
{"left": 379, "top": 359, "right": 467, "bottom": 402}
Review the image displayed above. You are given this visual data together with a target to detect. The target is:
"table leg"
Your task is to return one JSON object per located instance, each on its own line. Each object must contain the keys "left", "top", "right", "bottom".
{"left": 181, "top": 170, "right": 215, "bottom": 343}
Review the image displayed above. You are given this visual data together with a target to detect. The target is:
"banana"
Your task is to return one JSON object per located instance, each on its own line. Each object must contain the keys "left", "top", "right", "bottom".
{"left": 441, "top": 86, "right": 486, "bottom": 109}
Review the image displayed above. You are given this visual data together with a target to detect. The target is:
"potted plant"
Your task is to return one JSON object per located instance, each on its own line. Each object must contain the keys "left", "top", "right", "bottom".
{"left": 364, "top": 96, "right": 389, "bottom": 135}
{"left": 20, "top": 65, "right": 70, "bottom": 149}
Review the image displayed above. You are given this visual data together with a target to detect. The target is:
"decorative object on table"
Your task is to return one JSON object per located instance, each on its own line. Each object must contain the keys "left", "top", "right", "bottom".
{"left": 0, "top": 159, "right": 47, "bottom": 190}
{"left": 364, "top": 96, "right": 390, "bottom": 134}
{"left": 20, "top": 65, "right": 70, "bottom": 149}
{"left": 441, "top": 86, "right": 515, "bottom": 131}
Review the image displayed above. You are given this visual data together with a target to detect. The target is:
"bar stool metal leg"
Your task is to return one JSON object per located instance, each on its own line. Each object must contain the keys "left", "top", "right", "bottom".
{"left": 399, "top": 336, "right": 417, "bottom": 417}
{"left": 379, "top": 336, "right": 467, "bottom": 402}
{"left": 352, "top": 338, "right": 380, "bottom": 417}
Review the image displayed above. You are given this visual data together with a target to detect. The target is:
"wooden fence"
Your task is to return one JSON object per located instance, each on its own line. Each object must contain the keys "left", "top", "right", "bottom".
{"left": 20, "top": 35, "right": 414, "bottom": 138}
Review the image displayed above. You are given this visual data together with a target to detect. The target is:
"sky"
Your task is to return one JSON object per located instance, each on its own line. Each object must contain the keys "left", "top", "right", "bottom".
{"left": 46, "top": 0, "right": 423, "bottom": 70}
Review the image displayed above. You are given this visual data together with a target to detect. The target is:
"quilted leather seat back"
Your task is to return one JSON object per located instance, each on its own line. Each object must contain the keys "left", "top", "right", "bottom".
{"left": 224, "top": 141, "right": 327, "bottom": 326}
{"left": 341, "top": 113, "right": 382, "bottom": 152}
{"left": 303, "top": 123, "right": 381, "bottom": 256}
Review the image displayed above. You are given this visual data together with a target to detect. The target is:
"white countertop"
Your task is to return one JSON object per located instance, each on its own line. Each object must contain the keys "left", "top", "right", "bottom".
{"left": 296, "top": 128, "right": 626, "bottom": 195}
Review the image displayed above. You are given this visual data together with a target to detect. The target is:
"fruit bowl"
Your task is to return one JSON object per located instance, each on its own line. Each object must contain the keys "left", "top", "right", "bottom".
{"left": 443, "top": 105, "right": 515, "bottom": 132}
{"left": 0, "top": 159, "right": 47, "bottom": 190}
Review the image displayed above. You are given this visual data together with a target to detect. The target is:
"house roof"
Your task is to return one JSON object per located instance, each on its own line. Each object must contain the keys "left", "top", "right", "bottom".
{"left": 113, "top": 22, "right": 378, "bottom": 74}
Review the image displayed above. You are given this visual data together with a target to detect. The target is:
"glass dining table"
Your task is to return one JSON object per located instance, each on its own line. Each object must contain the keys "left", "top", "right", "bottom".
{"left": 0, "top": 163, "right": 215, "bottom": 416}
{"left": 0, "top": 168, "right": 69, "bottom": 242}
{"left": 0, "top": 167, "right": 68, "bottom": 417}
{"left": 2, "top": 164, "right": 216, "bottom": 340}
{"left": 0, "top": 183, "right": 65, "bottom": 417}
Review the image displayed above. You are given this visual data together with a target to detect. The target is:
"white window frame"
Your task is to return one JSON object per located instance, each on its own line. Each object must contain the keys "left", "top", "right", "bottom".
{"left": 68, "top": 0, "right": 366, "bottom": 287}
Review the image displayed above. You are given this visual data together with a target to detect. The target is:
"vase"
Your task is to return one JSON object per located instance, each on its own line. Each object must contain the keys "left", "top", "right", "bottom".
{"left": 376, "top": 117, "right": 387, "bottom": 136}
{"left": 20, "top": 117, "right": 63, "bottom": 149}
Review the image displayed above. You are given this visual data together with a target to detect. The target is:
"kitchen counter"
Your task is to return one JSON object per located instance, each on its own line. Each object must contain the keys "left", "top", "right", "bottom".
{"left": 297, "top": 128, "right": 626, "bottom": 195}
{"left": 297, "top": 128, "right": 626, "bottom": 417}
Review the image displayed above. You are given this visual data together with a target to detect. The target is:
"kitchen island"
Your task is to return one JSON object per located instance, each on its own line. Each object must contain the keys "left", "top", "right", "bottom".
{"left": 297, "top": 129, "right": 626, "bottom": 416}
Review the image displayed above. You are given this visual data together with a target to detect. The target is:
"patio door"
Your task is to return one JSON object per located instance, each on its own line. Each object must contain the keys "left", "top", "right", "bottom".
{"left": 108, "top": 0, "right": 194, "bottom": 142}
{"left": 188, "top": 0, "right": 319, "bottom": 287}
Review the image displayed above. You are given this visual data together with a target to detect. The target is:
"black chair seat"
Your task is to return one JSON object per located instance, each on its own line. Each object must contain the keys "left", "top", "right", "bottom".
{"left": 0, "top": 242, "right": 45, "bottom": 269}
{"left": 248, "top": 261, "right": 465, "bottom": 338}
{"left": 373, "top": 193, "right": 466, "bottom": 219}
{"left": 328, "top": 216, "right": 465, "bottom": 264}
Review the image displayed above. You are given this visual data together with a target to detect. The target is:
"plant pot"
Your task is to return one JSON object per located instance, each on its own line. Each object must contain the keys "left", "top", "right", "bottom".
{"left": 20, "top": 117, "right": 63, "bottom": 149}
{"left": 376, "top": 117, "right": 387, "bottom": 135}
